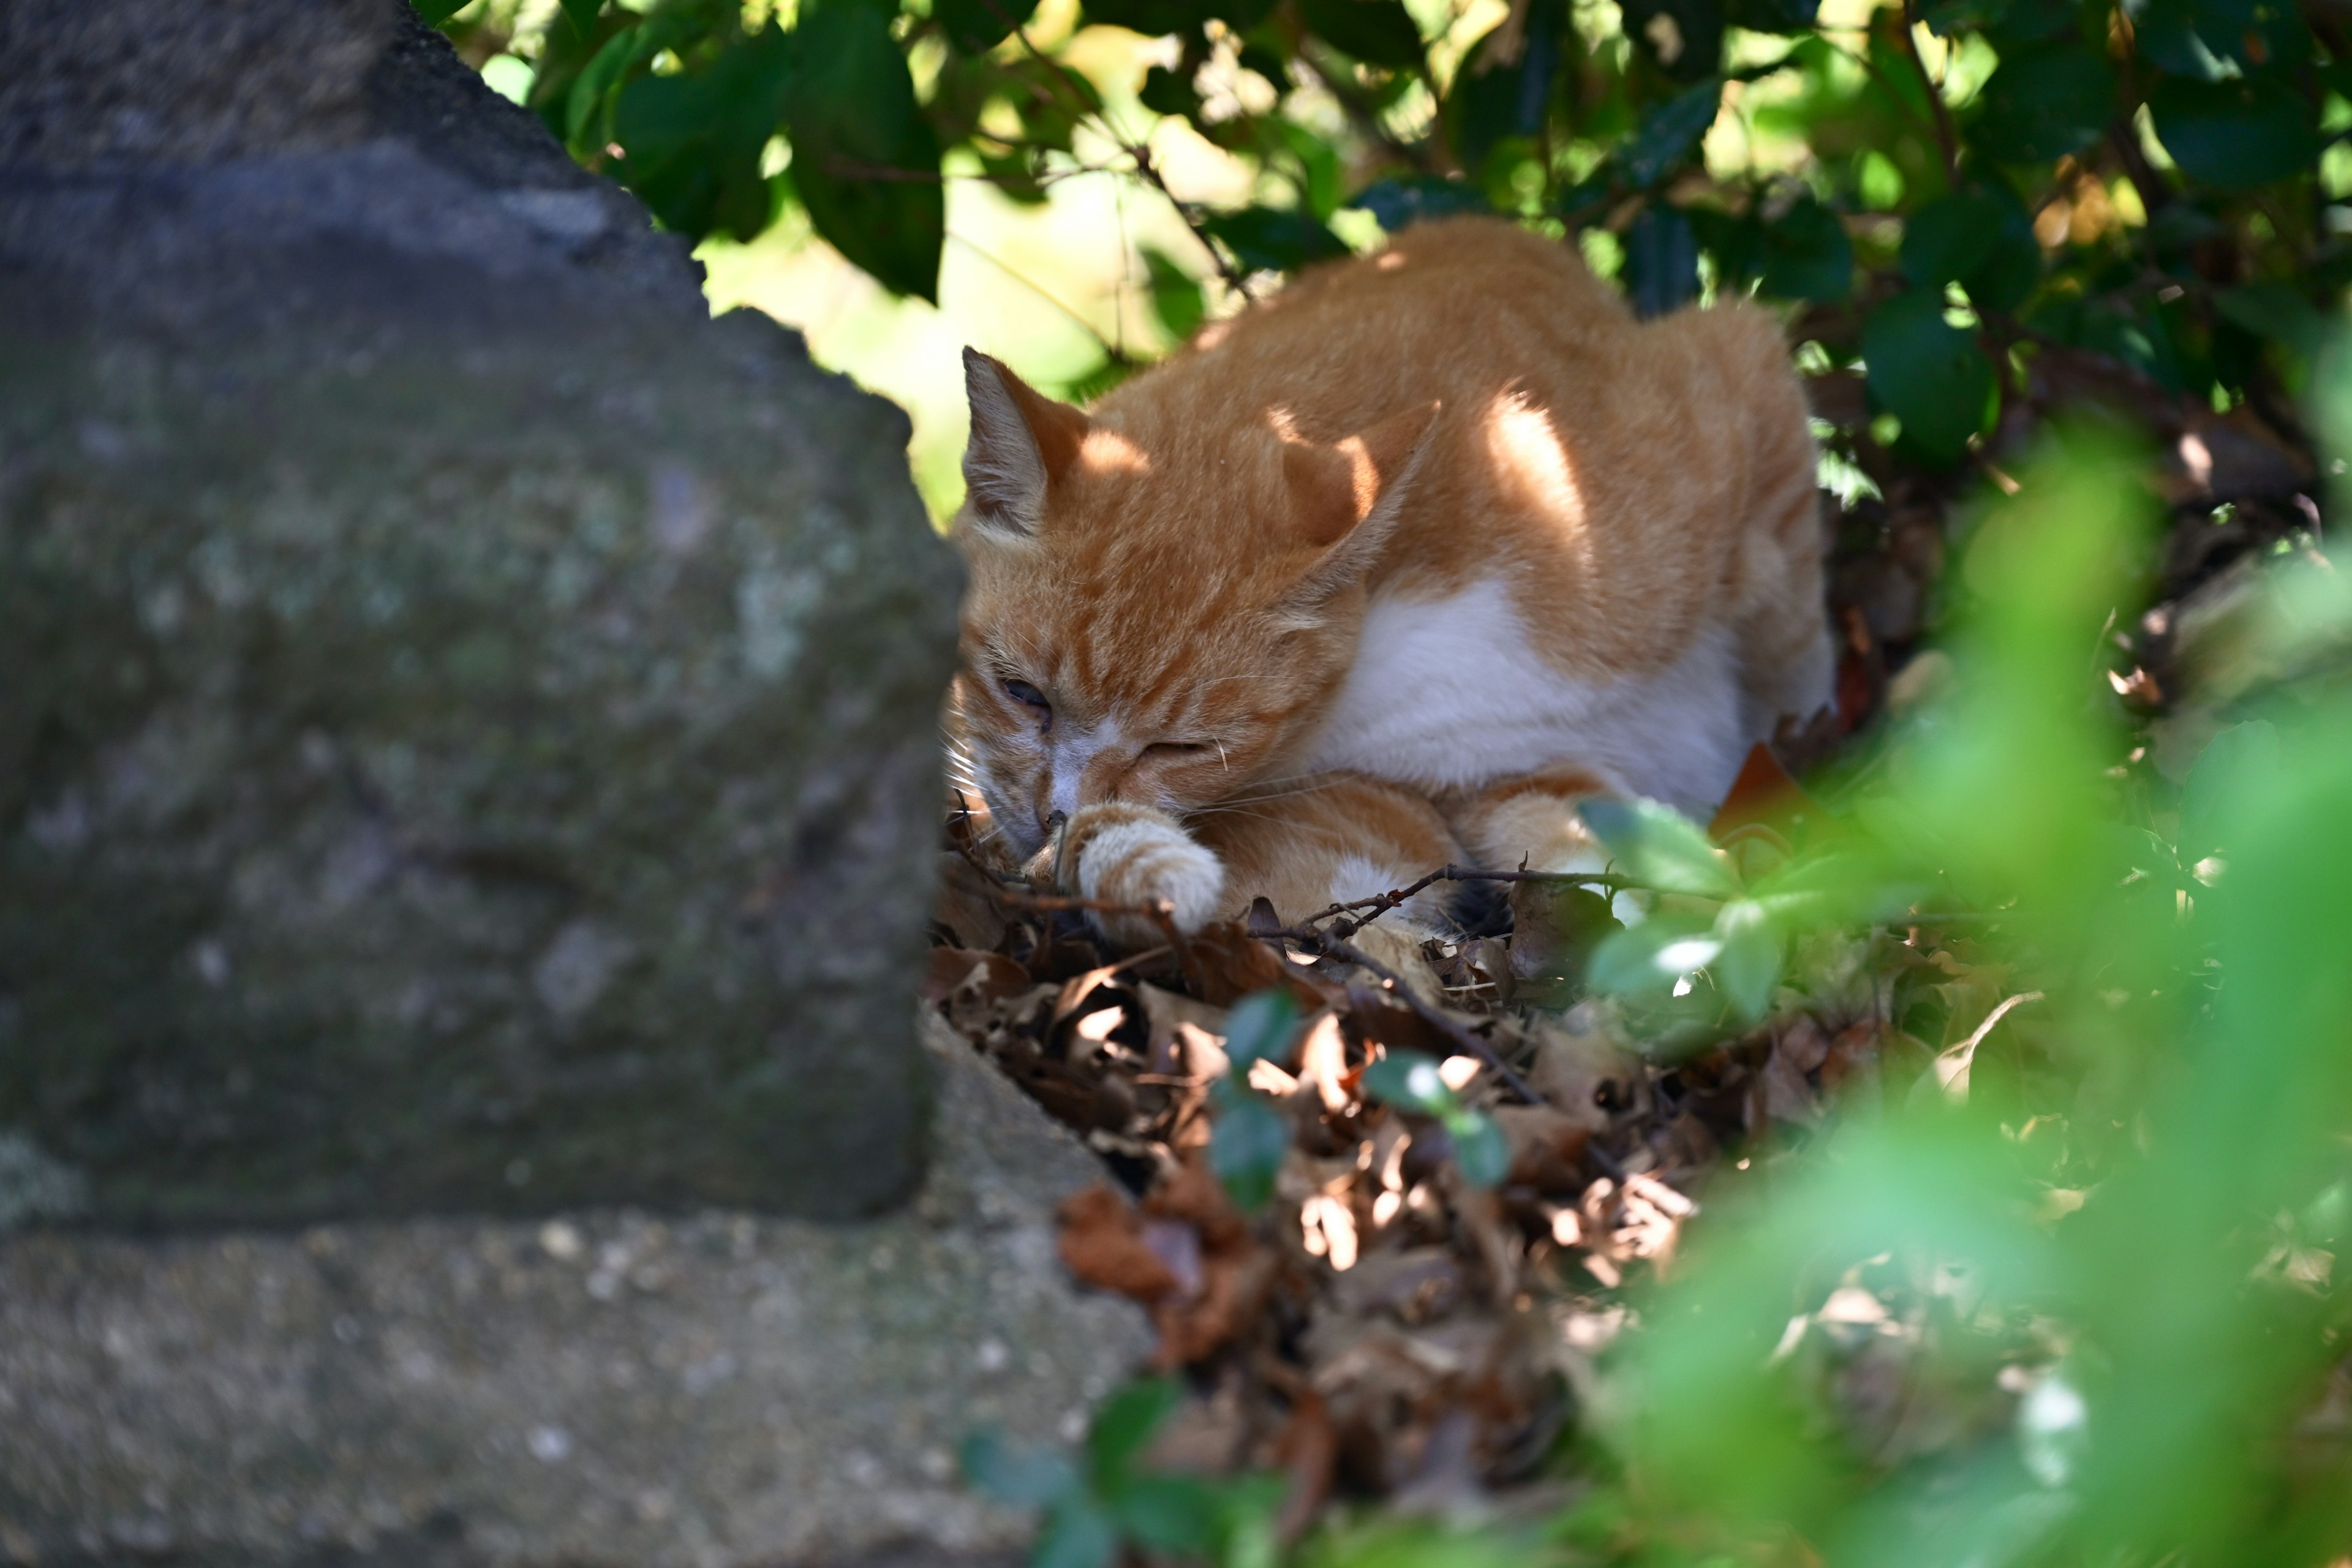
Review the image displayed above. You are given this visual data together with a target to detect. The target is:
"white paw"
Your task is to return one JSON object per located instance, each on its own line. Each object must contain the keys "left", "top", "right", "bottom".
{"left": 1071, "top": 807, "right": 1228, "bottom": 938}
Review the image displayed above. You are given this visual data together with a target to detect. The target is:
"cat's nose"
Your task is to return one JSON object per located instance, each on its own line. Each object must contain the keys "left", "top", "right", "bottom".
{"left": 1041, "top": 809, "right": 1067, "bottom": 842}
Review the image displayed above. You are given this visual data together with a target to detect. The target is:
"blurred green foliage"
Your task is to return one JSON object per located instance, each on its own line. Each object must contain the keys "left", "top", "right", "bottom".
{"left": 985, "top": 413, "right": 2352, "bottom": 1563}
{"left": 434, "top": 0, "right": 2348, "bottom": 466}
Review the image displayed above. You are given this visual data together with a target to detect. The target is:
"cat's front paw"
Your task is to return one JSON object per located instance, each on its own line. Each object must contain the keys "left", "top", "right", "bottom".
{"left": 1061, "top": 802, "right": 1227, "bottom": 946}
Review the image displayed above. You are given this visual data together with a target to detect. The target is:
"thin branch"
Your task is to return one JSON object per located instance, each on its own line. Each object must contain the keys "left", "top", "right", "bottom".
{"left": 1894, "top": 1, "right": 1961, "bottom": 187}
{"left": 1245, "top": 910, "right": 1544, "bottom": 1102}
{"left": 1294, "top": 862, "right": 1629, "bottom": 935}
{"left": 1002, "top": 20, "right": 1259, "bottom": 301}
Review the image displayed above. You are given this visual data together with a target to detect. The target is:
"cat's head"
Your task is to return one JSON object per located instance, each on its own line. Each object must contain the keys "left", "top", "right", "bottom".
{"left": 949, "top": 348, "right": 1435, "bottom": 859}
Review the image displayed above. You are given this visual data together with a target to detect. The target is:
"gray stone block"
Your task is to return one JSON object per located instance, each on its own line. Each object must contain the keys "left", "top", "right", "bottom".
{"left": 0, "top": 1014, "right": 1155, "bottom": 1566}
{"left": 0, "top": 0, "right": 963, "bottom": 1222}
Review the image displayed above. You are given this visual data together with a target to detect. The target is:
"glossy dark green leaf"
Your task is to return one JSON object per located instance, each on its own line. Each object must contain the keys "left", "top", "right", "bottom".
{"left": 1138, "top": 62, "right": 1200, "bottom": 118}
{"left": 2214, "top": 282, "right": 2328, "bottom": 358}
{"left": 1980, "top": 0, "right": 2078, "bottom": 48}
{"left": 1105, "top": 1474, "right": 1221, "bottom": 1553}
{"left": 1758, "top": 195, "right": 1852, "bottom": 303}
{"left": 1035, "top": 1496, "right": 1119, "bottom": 1568}
{"left": 960, "top": 1431, "right": 1079, "bottom": 1505}
{"left": 1901, "top": 184, "right": 2038, "bottom": 311}
{"left": 1710, "top": 899, "right": 1782, "bottom": 1020}
{"left": 785, "top": 1, "right": 944, "bottom": 299}
{"left": 1966, "top": 43, "right": 2114, "bottom": 165}
{"left": 938, "top": 0, "right": 1042, "bottom": 51}
{"left": 1210, "top": 1094, "right": 1291, "bottom": 1211}
{"left": 1724, "top": 0, "right": 1818, "bottom": 33}
{"left": 2149, "top": 77, "right": 2320, "bottom": 190}
{"left": 2180, "top": 720, "right": 2281, "bottom": 860}
{"left": 1142, "top": 247, "right": 1206, "bottom": 341}
{"left": 614, "top": 23, "right": 794, "bottom": 241}
{"left": 1081, "top": 0, "right": 1210, "bottom": 32}
{"left": 1621, "top": 80, "right": 1722, "bottom": 187}
{"left": 559, "top": 0, "right": 601, "bottom": 39}
{"left": 1863, "top": 288, "right": 1994, "bottom": 464}
{"left": 1446, "top": 6, "right": 1564, "bottom": 178}
{"left": 1362, "top": 1050, "right": 1453, "bottom": 1114}
{"left": 1087, "top": 1377, "right": 1182, "bottom": 1480}
{"left": 1297, "top": 0, "right": 1426, "bottom": 67}
{"left": 1346, "top": 177, "right": 1493, "bottom": 232}
{"left": 1688, "top": 205, "right": 1766, "bottom": 289}
{"left": 1586, "top": 919, "right": 1723, "bottom": 997}
{"left": 1200, "top": 206, "right": 1350, "bottom": 273}
{"left": 1221, "top": 988, "right": 1298, "bottom": 1070}
{"left": 414, "top": 0, "right": 470, "bottom": 25}
{"left": 1445, "top": 1109, "right": 1512, "bottom": 1188}
{"left": 1623, "top": 0, "right": 1725, "bottom": 81}
{"left": 2136, "top": 0, "right": 2309, "bottom": 77}
{"left": 1624, "top": 204, "right": 1699, "bottom": 317}
{"left": 1580, "top": 798, "right": 1738, "bottom": 897}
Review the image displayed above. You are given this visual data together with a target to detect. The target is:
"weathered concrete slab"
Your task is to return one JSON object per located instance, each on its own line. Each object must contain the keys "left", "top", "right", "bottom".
{"left": 0, "top": 1014, "right": 1152, "bottom": 1566}
{"left": 0, "top": 0, "right": 960, "bottom": 1223}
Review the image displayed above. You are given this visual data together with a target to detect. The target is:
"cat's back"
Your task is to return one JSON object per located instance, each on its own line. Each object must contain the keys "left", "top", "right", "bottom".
{"left": 1117, "top": 217, "right": 1636, "bottom": 437}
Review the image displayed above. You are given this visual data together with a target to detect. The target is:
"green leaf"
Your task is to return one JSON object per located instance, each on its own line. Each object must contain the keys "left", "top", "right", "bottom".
{"left": 1758, "top": 195, "right": 1853, "bottom": 304}
{"left": 1221, "top": 989, "right": 1298, "bottom": 1070}
{"left": 413, "top": 0, "right": 471, "bottom": 25}
{"left": 1586, "top": 920, "right": 1723, "bottom": 997}
{"left": 2149, "top": 77, "right": 2321, "bottom": 190}
{"left": 1862, "top": 288, "right": 1994, "bottom": 464}
{"left": 1966, "top": 42, "right": 2114, "bottom": 165}
{"left": 1621, "top": 79, "right": 1723, "bottom": 187}
{"left": 1200, "top": 207, "right": 1350, "bottom": 274}
{"left": 1443, "top": 1109, "right": 1512, "bottom": 1188}
{"left": 1346, "top": 177, "right": 1493, "bottom": 232}
{"left": 1105, "top": 1474, "right": 1220, "bottom": 1553}
{"left": 614, "top": 24, "right": 795, "bottom": 242}
{"left": 1710, "top": 899, "right": 1782, "bottom": 1020}
{"left": 2214, "top": 283, "right": 2328, "bottom": 359}
{"left": 1087, "top": 1378, "right": 1182, "bottom": 1481}
{"left": 785, "top": 0, "right": 944, "bottom": 299}
{"left": 2180, "top": 720, "right": 2282, "bottom": 860}
{"left": 1142, "top": 247, "right": 1206, "bottom": 342}
{"left": 1362, "top": 1050, "right": 1454, "bottom": 1114}
{"left": 559, "top": 0, "right": 601, "bottom": 39}
{"left": 1210, "top": 1094, "right": 1291, "bottom": 1211}
{"left": 938, "top": 0, "right": 1043, "bottom": 52}
{"left": 1296, "top": 0, "right": 1425, "bottom": 67}
{"left": 1444, "top": 7, "right": 1564, "bottom": 177}
{"left": 1624, "top": 204, "right": 1699, "bottom": 318}
{"left": 1901, "top": 185, "right": 2039, "bottom": 311}
{"left": 1579, "top": 798, "right": 1738, "bottom": 897}
{"left": 2137, "top": 0, "right": 2309, "bottom": 78}
{"left": 960, "top": 1431, "right": 1079, "bottom": 1505}
{"left": 1035, "top": 1496, "right": 1120, "bottom": 1568}
{"left": 1138, "top": 62, "right": 1201, "bottom": 118}
{"left": 1725, "top": 0, "right": 1817, "bottom": 34}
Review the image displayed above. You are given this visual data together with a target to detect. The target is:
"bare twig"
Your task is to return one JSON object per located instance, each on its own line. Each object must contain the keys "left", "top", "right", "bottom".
{"left": 1001, "top": 21, "right": 1257, "bottom": 301}
{"left": 1295, "top": 862, "right": 1630, "bottom": 934}
{"left": 1248, "top": 914, "right": 1544, "bottom": 1102}
{"left": 1894, "top": 1, "right": 1962, "bottom": 187}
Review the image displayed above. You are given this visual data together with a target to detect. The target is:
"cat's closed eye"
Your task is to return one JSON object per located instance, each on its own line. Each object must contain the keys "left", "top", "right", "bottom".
{"left": 1001, "top": 677, "right": 1050, "bottom": 718}
{"left": 1144, "top": 741, "right": 1212, "bottom": 758}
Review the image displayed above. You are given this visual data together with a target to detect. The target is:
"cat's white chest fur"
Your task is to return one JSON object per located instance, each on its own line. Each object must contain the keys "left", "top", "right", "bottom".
{"left": 1302, "top": 578, "right": 1749, "bottom": 818}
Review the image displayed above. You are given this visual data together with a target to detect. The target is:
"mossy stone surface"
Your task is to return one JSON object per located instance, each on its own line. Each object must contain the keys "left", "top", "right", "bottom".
{"left": 0, "top": 1, "right": 962, "bottom": 1226}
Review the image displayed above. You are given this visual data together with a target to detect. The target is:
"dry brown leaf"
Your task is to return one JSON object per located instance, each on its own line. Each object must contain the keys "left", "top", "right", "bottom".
{"left": 1057, "top": 1183, "right": 1182, "bottom": 1302}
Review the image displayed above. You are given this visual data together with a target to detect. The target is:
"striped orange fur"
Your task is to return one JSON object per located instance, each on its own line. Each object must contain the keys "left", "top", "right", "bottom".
{"left": 946, "top": 216, "right": 1830, "bottom": 946}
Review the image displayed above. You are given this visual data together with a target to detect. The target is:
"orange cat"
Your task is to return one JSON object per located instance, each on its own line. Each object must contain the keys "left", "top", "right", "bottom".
{"left": 946, "top": 216, "right": 1829, "bottom": 951}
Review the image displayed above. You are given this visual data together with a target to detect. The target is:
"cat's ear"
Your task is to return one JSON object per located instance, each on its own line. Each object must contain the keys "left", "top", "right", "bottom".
{"left": 1280, "top": 401, "right": 1441, "bottom": 588}
{"left": 960, "top": 347, "right": 1090, "bottom": 538}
